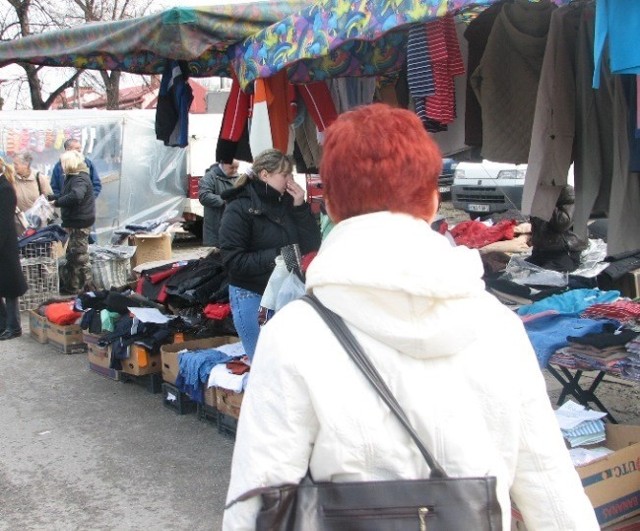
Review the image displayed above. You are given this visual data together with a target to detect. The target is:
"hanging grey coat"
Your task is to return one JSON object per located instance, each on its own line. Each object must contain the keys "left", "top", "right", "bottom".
{"left": 199, "top": 164, "right": 237, "bottom": 247}
{"left": 0, "top": 174, "right": 28, "bottom": 298}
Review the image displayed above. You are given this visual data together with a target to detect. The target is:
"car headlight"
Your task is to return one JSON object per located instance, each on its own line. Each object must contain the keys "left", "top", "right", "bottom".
{"left": 453, "top": 169, "right": 465, "bottom": 179}
{"left": 497, "top": 169, "right": 526, "bottom": 179}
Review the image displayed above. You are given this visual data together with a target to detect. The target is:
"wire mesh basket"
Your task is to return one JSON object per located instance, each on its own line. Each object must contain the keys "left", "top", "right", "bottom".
{"left": 19, "top": 241, "right": 60, "bottom": 311}
{"left": 91, "top": 258, "right": 132, "bottom": 290}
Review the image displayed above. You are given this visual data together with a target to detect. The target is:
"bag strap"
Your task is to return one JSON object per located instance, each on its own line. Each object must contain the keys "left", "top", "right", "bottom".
{"left": 302, "top": 294, "right": 448, "bottom": 479}
{"left": 36, "top": 171, "right": 42, "bottom": 196}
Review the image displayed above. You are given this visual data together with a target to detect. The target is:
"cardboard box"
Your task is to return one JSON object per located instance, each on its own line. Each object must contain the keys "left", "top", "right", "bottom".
{"left": 512, "top": 424, "right": 640, "bottom": 529}
{"left": 120, "top": 344, "right": 162, "bottom": 376}
{"left": 84, "top": 332, "right": 111, "bottom": 369}
{"left": 215, "top": 388, "right": 243, "bottom": 419}
{"left": 204, "top": 385, "right": 217, "bottom": 408}
{"left": 603, "top": 514, "right": 640, "bottom": 529}
{"left": 47, "top": 321, "right": 87, "bottom": 354}
{"left": 579, "top": 424, "right": 640, "bottom": 526}
{"left": 160, "top": 336, "right": 239, "bottom": 385}
{"left": 129, "top": 233, "right": 172, "bottom": 268}
{"left": 29, "top": 310, "right": 49, "bottom": 344}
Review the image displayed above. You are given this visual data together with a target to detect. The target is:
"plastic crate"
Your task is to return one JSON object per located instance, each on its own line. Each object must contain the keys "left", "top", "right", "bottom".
{"left": 217, "top": 412, "right": 238, "bottom": 437}
{"left": 19, "top": 241, "right": 60, "bottom": 311}
{"left": 120, "top": 371, "right": 162, "bottom": 394}
{"left": 161, "top": 382, "right": 197, "bottom": 415}
{"left": 197, "top": 403, "right": 218, "bottom": 425}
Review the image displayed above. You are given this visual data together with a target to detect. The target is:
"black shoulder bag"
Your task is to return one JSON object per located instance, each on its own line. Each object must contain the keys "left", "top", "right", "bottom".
{"left": 227, "top": 294, "right": 503, "bottom": 530}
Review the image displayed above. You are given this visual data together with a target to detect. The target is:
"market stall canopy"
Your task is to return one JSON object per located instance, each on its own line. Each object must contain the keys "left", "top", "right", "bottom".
{"left": 0, "top": 1, "right": 307, "bottom": 77}
{"left": 231, "top": 0, "right": 568, "bottom": 89}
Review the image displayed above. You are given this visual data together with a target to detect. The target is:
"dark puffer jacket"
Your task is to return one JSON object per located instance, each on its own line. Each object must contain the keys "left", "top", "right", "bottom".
{"left": 219, "top": 180, "right": 321, "bottom": 295}
{"left": 53, "top": 171, "right": 95, "bottom": 229}
{"left": 198, "top": 163, "right": 236, "bottom": 247}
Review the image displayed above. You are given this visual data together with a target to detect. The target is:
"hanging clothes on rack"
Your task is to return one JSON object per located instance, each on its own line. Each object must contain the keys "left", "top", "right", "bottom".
{"left": 155, "top": 60, "right": 193, "bottom": 148}
{"left": 424, "top": 14, "right": 465, "bottom": 127}
{"left": 522, "top": 2, "right": 585, "bottom": 221}
{"left": 593, "top": 0, "right": 640, "bottom": 88}
{"left": 216, "top": 75, "right": 338, "bottom": 164}
{"left": 463, "top": 0, "right": 509, "bottom": 148}
{"left": 471, "top": 0, "right": 556, "bottom": 163}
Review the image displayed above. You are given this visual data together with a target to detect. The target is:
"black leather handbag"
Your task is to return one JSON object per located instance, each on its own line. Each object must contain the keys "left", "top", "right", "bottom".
{"left": 228, "top": 294, "right": 503, "bottom": 530}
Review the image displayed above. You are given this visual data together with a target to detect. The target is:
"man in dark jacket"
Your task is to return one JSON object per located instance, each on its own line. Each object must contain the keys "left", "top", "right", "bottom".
{"left": 198, "top": 160, "right": 239, "bottom": 247}
{"left": 51, "top": 138, "right": 102, "bottom": 198}
{"left": 51, "top": 150, "right": 96, "bottom": 293}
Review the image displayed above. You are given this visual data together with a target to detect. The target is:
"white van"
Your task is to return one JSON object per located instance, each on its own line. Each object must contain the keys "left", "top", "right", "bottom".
{"left": 451, "top": 160, "right": 526, "bottom": 217}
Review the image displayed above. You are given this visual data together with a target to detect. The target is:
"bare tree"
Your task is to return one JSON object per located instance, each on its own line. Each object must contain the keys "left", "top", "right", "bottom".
{"left": 0, "top": 0, "right": 153, "bottom": 110}
{"left": 68, "top": 0, "right": 153, "bottom": 109}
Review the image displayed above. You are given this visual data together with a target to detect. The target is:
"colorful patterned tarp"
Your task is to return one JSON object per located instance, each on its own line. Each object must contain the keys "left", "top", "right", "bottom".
{"left": 0, "top": 2, "right": 307, "bottom": 77}
{"left": 232, "top": 0, "right": 571, "bottom": 89}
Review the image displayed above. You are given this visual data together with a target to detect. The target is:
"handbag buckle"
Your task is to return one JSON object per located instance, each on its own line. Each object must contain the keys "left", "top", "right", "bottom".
{"left": 419, "top": 506, "right": 430, "bottom": 531}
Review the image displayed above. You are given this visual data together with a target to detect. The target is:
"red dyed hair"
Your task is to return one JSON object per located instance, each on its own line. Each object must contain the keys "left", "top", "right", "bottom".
{"left": 320, "top": 103, "right": 442, "bottom": 223}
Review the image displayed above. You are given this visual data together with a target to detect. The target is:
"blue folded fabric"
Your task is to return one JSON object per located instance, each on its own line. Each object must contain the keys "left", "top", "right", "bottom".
{"left": 517, "top": 288, "right": 620, "bottom": 317}
{"left": 176, "top": 348, "right": 234, "bottom": 403}
{"left": 524, "top": 315, "right": 618, "bottom": 368}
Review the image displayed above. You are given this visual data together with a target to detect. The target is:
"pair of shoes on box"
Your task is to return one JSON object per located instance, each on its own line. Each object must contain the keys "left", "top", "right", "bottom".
{"left": 0, "top": 329, "right": 22, "bottom": 340}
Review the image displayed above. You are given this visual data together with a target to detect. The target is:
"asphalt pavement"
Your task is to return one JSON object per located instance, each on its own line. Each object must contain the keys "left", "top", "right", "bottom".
{"left": 0, "top": 315, "right": 234, "bottom": 531}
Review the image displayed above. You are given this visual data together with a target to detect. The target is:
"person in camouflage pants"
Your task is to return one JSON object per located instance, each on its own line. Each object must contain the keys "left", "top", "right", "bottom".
{"left": 64, "top": 227, "right": 92, "bottom": 292}
{"left": 50, "top": 150, "right": 95, "bottom": 294}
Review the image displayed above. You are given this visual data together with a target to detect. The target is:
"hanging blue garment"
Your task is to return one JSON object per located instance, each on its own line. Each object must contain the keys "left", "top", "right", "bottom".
{"left": 155, "top": 60, "right": 193, "bottom": 147}
{"left": 593, "top": 0, "right": 640, "bottom": 88}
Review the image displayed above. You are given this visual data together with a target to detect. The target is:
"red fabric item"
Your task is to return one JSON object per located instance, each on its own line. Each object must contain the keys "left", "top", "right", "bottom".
{"left": 156, "top": 284, "right": 169, "bottom": 304}
{"left": 300, "top": 251, "right": 318, "bottom": 273}
{"left": 226, "top": 360, "right": 250, "bottom": 375}
{"left": 136, "top": 276, "right": 145, "bottom": 294}
{"left": 220, "top": 75, "right": 251, "bottom": 142}
{"left": 44, "top": 301, "right": 82, "bottom": 325}
{"left": 265, "top": 70, "right": 294, "bottom": 153}
{"left": 450, "top": 219, "right": 517, "bottom": 248}
{"left": 298, "top": 82, "right": 339, "bottom": 132}
{"left": 425, "top": 15, "right": 465, "bottom": 125}
{"left": 148, "top": 267, "right": 180, "bottom": 284}
{"left": 582, "top": 301, "right": 640, "bottom": 323}
{"left": 203, "top": 302, "right": 231, "bottom": 320}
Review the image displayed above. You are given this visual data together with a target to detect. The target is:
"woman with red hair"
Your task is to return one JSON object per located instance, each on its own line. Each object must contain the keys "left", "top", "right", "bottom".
{"left": 224, "top": 104, "right": 598, "bottom": 530}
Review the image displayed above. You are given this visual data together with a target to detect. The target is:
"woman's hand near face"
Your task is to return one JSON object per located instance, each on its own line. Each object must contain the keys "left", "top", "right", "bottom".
{"left": 286, "top": 180, "right": 305, "bottom": 206}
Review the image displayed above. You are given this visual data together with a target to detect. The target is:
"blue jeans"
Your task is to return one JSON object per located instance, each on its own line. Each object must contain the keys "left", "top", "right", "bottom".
{"left": 229, "top": 285, "right": 262, "bottom": 361}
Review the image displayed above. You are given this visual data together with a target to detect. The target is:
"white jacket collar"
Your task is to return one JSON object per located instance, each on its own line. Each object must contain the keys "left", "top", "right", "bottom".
{"left": 306, "top": 212, "right": 491, "bottom": 360}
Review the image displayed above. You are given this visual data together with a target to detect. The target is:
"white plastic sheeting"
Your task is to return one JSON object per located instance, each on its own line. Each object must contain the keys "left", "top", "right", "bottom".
{"left": 0, "top": 109, "right": 187, "bottom": 244}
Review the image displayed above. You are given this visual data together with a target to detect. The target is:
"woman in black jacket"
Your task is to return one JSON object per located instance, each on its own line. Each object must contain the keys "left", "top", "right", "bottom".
{"left": 0, "top": 157, "right": 28, "bottom": 340}
{"left": 51, "top": 150, "right": 96, "bottom": 293}
{"left": 219, "top": 149, "right": 321, "bottom": 360}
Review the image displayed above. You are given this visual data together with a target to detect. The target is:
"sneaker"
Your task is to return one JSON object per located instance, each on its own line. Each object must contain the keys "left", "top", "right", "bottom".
{"left": 0, "top": 329, "right": 22, "bottom": 340}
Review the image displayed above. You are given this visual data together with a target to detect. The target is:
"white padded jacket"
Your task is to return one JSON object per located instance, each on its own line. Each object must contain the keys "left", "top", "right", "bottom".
{"left": 223, "top": 211, "right": 598, "bottom": 530}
